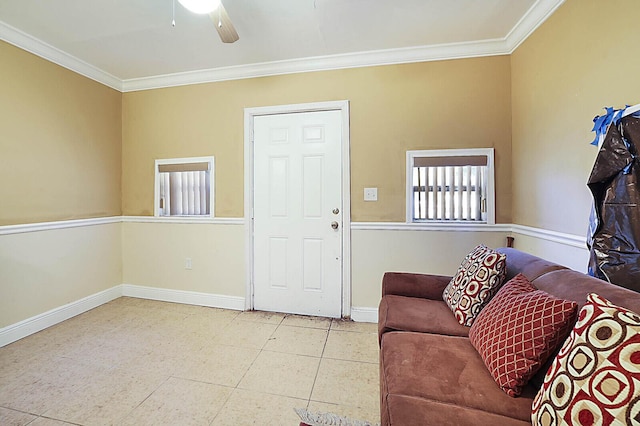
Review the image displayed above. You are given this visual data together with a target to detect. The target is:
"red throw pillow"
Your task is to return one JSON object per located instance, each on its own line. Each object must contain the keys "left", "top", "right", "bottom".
{"left": 532, "top": 293, "right": 640, "bottom": 425}
{"left": 469, "top": 273, "right": 578, "bottom": 397}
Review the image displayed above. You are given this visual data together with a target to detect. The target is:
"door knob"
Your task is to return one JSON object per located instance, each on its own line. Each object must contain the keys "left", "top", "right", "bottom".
{"left": 331, "top": 221, "right": 339, "bottom": 230}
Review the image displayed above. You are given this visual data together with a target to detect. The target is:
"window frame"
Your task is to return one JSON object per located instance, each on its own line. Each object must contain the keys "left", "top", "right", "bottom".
{"left": 405, "top": 148, "right": 495, "bottom": 225}
{"left": 154, "top": 156, "right": 215, "bottom": 218}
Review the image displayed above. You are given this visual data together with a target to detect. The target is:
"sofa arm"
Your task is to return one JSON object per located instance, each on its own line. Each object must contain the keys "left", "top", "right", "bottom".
{"left": 382, "top": 272, "right": 452, "bottom": 300}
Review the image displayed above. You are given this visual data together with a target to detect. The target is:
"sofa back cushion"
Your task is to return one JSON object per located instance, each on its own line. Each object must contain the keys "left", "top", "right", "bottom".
{"left": 469, "top": 273, "right": 578, "bottom": 397}
{"left": 496, "top": 247, "right": 568, "bottom": 282}
{"left": 443, "top": 245, "right": 507, "bottom": 326}
{"left": 532, "top": 269, "right": 640, "bottom": 313}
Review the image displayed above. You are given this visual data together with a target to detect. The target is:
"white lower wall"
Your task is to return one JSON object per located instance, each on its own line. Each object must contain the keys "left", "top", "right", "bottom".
{"left": 0, "top": 219, "right": 122, "bottom": 342}
{"left": 350, "top": 226, "right": 510, "bottom": 308}
{"left": 511, "top": 225, "right": 589, "bottom": 273}
{"left": 121, "top": 218, "right": 246, "bottom": 299}
{"left": 0, "top": 216, "right": 592, "bottom": 346}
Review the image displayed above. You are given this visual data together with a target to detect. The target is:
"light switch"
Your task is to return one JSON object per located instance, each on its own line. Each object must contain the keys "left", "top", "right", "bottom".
{"left": 364, "top": 187, "right": 378, "bottom": 201}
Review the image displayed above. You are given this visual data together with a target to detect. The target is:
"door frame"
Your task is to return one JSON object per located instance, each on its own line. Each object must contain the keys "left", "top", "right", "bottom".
{"left": 243, "top": 100, "right": 351, "bottom": 317}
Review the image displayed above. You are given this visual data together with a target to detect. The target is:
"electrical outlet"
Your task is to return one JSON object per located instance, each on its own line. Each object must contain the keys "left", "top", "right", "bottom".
{"left": 185, "top": 257, "right": 192, "bottom": 270}
{"left": 364, "top": 187, "right": 378, "bottom": 201}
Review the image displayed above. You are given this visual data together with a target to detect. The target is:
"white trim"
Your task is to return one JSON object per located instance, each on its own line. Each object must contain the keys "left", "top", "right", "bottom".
{"left": 511, "top": 224, "right": 587, "bottom": 249}
{"left": 352, "top": 222, "right": 585, "bottom": 250}
{"left": 0, "top": 285, "right": 122, "bottom": 347}
{"left": 244, "top": 110, "right": 255, "bottom": 311}
{"left": 122, "top": 39, "right": 508, "bottom": 92}
{"left": 0, "top": 216, "right": 121, "bottom": 236}
{"left": 352, "top": 222, "right": 512, "bottom": 233}
{"left": 121, "top": 284, "right": 245, "bottom": 311}
{"left": 0, "top": 216, "right": 244, "bottom": 236}
{"left": 121, "top": 216, "right": 243, "bottom": 225}
{"left": 505, "top": 0, "right": 566, "bottom": 52}
{"left": 350, "top": 307, "right": 379, "bottom": 324}
{"left": 0, "top": 21, "right": 122, "bottom": 91}
{"left": 0, "top": 216, "right": 584, "bottom": 251}
{"left": 244, "top": 100, "right": 352, "bottom": 318}
{"left": 1, "top": 1, "right": 561, "bottom": 92}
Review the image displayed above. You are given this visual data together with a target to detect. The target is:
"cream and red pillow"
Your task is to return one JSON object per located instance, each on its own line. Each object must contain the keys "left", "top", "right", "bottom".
{"left": 469, "top": 273, "right": 578, "bottom": 397}
{"left": 443, "top": 244, "right": 507, "bottom": 326}
{"left": 532, "top": 293, "right": 640, "bottom": 425}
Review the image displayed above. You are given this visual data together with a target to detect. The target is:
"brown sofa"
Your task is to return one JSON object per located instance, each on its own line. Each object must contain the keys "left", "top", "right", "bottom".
{"left": 378, "top": 247, "right": 640, "bottom": 425}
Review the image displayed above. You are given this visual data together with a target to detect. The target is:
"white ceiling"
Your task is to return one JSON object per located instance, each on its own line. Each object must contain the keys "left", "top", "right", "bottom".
{"left": 0, "top": 0, "right": 564, "bottom": 92}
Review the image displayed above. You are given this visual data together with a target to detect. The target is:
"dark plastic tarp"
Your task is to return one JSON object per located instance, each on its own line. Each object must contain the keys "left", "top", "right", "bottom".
{"left": 587, "top": 112, "right": 640, "bottom": 291}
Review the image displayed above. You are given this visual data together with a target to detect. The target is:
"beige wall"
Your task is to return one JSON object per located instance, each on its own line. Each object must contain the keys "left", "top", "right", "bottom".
{"left": 122, "top": 56, "right": 513, "bottom": 223}
{"left": 0, "top": 41, "right": 122, "bottom": 226}
{"left": 0, "top": 41, "right": 123, "bottom": 331}
{"left": 511, "top": 0, "right": 640, "bottom": 236}
{"left": 122, "top": 221, "right": 245, "bottom": 297}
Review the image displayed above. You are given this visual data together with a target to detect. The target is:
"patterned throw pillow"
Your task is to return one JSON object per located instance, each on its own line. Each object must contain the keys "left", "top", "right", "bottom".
{"left": 443, "top": 244, "right": 507, "bottom": 326}
{"left": 532, "top": 293, "right": 640, "bottom": 426}
{"left": 469, "top": 274, "right": 578, "bottom": 397}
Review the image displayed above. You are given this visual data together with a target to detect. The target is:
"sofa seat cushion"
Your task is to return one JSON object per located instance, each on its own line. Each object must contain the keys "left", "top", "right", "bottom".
{"left": 378, "top": 295, "right": 469, "bottom": 340}
{"left": 380, "top": 331, "right": 536, "bottom": 422}
{"left": 382, "top": 394, "right": 532, "bottom": 426}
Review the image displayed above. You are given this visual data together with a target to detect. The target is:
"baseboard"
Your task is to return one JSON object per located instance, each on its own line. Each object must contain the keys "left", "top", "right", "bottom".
{"left": 350, "top": 306, "right": 378, "bottom": 323}
{"left": 121, "top": 284, "right": 246, "bottom": 311}
{"left": 0, "top": 285, "right": 123, "bottom": 347}
{"left": 1, "top": 281, "right": 374, "bottom": 347}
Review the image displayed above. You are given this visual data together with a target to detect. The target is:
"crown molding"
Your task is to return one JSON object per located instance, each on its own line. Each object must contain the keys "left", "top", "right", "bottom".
{"left": 121, "top": 38, "right": 508, "bottom": 92}
{"left": 505, "top": 0, "right": 566, "bottom": 52}
{"left": 1, "top": 0, "right": 563, "bottom": 93}
{"left": 0, "top": 21, "right": 122, "bottom": 92}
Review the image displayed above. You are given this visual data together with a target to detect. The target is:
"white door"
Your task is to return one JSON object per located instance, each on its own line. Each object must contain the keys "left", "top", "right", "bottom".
{"left": 253, "top": 110, "right": 343, "bottom": 317}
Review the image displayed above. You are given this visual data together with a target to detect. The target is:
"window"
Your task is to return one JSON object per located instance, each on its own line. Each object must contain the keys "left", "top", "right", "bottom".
{"left": 154, "top": 157, "right": 214, "bottom": 217}
{"left": 406, "top": 148, "right": 495, "bottom": 224}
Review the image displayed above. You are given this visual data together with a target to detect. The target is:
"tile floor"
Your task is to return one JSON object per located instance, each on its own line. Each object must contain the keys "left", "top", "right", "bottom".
{"left": 0, "top": 297, "right": 380, "bottom": 425}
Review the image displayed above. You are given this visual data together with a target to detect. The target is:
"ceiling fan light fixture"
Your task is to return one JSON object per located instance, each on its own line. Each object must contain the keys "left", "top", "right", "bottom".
{"left": 178, "top": 0, "right": 221, "bottom": 14}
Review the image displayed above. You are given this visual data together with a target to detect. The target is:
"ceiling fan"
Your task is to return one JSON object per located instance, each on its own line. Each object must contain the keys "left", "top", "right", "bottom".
{"left": 177, "top": 0, "right": 239, "bottom": 43}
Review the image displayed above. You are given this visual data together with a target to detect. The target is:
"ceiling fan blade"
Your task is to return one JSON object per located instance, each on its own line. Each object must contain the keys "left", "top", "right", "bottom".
{"left": 209, "top": 2, "right": 239, "bottom": 43}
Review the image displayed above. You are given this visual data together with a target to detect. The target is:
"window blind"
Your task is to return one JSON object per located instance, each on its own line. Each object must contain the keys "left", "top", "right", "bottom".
{"left": 159, "top": 169, "right": 210, "bottom": 216}
{"left": 412, "top": 156, "right": 487, "bottom": 221}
